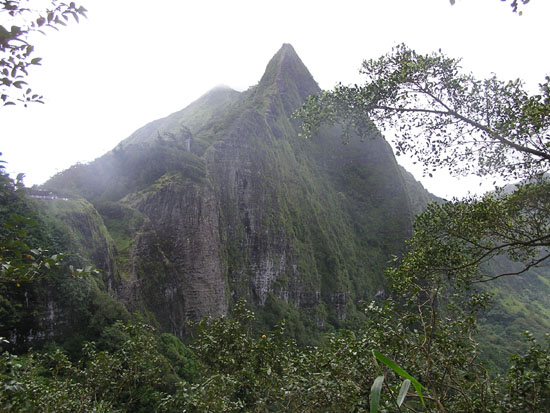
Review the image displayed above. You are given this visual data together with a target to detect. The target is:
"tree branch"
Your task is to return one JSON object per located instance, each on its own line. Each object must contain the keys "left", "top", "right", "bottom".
{"left": 473, "top": 252, "right": 550, "bottom": 283}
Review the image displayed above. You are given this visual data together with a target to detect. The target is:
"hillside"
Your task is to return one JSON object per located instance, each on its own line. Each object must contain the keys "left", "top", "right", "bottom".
{"left": 37, "top": 44, "right": 432, "bottom": 342}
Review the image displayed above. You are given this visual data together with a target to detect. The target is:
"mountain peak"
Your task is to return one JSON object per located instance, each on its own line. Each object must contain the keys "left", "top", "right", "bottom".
{"left": 258, "top": 43, "right": 319, "bottom": 107}
{"left": 276, "top": 43, "right": 299, "bottom": 59}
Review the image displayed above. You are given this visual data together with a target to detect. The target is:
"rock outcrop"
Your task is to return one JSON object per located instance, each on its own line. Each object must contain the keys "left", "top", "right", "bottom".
{"left": 42, "top": 44, "right": 432, "bottom": 339}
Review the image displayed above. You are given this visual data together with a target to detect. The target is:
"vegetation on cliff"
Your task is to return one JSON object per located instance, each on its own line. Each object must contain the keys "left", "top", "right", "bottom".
{"left": 37, "top": 44, "right": 424, "bottom": 343}
{"left": 1, "top": 10, "right": 549, "bottom": 409}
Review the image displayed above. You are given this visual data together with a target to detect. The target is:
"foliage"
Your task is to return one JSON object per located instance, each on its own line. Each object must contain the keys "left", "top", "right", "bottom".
{"left": 295, "top": 42, "right": 550, "bottom": 411}
{"left": 395, "top": 179, "right": 550, "bottom": 285}
{"left": 0, "top": 0, "right": 87, "bottom": 106}
{"left": 0, "top": 322, "right": 185, "bottom": 412}
{"left": 158, "top": 332, "right": 201, "bottom": 386}
{"left": 161, "top": 301, "right": 300, "bottom": 412}
{"left": 297, "top": 44, "right": 549, "bottom": 182}
{"left": 2, "top": 299, "right": 548, "bottom": 411}
{"left": 154, "top": 297, "right": 550, "bottom": 412}
{"left": 1, "top": 158, "right": 62, "bottom": 284}
{"left": 296, "top": 45, "right": 550, "bottom": 348}
{"left": 502, "top": 331, "right": 550, "bottom": 411}
{"left": 160, "top": 300, "right": 447, "bottom": 412}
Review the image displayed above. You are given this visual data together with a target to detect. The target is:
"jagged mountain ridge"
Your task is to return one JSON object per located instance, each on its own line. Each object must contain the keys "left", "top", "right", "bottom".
{"left": 42, "top": 44, "right": 434, "bottom": 340}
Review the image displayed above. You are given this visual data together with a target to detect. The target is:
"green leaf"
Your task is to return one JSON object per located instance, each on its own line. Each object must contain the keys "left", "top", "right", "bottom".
{"left": 373, "top": 351, "right": 426, "bottom": 406}
{"left": 370, "top": 375, "right": 384, "bottom": 413}
{"left": 373, "top": 351, "right": 421, "bottom": 386}
{"left": 397, "top": 379, "right": 411, "bottom": 406}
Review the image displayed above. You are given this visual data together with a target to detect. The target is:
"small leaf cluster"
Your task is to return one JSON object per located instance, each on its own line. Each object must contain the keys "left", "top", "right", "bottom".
{"left": 0, "top": 0, "right": 87, "bottom": 106}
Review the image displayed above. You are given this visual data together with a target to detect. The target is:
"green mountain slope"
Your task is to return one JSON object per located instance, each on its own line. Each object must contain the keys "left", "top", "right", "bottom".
{"left": 40, "top": 44, "right": 433, "bottom": 342}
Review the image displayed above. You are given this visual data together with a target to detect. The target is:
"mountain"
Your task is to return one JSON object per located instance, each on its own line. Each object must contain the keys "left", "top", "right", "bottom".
{"left": 35, "top": 44, "right": 434, "bottom": 343}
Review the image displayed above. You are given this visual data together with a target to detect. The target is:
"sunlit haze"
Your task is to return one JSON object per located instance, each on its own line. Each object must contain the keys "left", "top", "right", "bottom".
{"left": 1, "top": 0, "right": 549, "bottom": 199}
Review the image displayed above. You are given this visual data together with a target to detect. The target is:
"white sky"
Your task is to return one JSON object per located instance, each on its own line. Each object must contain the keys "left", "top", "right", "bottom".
{"left": 1, "top": 0, "right": 549, "bottom": 199}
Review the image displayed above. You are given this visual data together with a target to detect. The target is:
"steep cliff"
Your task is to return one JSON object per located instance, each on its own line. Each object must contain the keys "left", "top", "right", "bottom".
{"left": 42, "top": 44, "right": 431, "bottom": 339}
{"left": 0, "top": 192, "right": 129, "bottom": 350}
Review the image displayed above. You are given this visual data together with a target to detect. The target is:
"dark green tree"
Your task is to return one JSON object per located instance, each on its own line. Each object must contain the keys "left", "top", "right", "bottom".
{"left": 0, "top": 322, "right": 181, "bottom": 412}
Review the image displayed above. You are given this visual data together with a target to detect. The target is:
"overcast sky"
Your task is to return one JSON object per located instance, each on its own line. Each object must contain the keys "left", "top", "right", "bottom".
{"left": 1, "top": 0, "right": 549, "bottom": 198}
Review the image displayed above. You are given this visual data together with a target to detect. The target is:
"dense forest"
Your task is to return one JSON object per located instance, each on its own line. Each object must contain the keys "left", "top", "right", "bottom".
{"left": 2, "top": 0, "right": 550, "bottom": 412}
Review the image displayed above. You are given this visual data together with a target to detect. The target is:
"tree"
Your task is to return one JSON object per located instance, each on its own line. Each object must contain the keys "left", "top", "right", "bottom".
{"left": 1, "top": 0, "right": 87, "bottom": 106}
{"left": 405, "top": 182, "right": 550, "bottom": 284}
{"left": 0, "top": 322, "right": 178, "bottom": 412}
{"left": 298, "top": 44, "right": 549, "bottom": 182}
{"left": 160, "top": 300, "right": 430, "bottom": 412}
{"left": 296, "top": 44, "right": 550, "bottom": 410}
{"left": 297, "top": 45, "right": 550, "bottom": 281}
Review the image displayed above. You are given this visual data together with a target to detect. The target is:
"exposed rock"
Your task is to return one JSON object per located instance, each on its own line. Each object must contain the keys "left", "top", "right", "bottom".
{"left": 40, "top": 44, "right": 435, "bottom": 339}
{"left": 123, "top": 175, "right": 227, "bottom": 335}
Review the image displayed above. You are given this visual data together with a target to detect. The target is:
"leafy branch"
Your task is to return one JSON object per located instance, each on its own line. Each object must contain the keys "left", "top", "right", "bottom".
{"left": 296, "top": 44, "right": 550, "bottom": 181}
{"left": 0, "top": 0, "right": 87, "bottom": 106}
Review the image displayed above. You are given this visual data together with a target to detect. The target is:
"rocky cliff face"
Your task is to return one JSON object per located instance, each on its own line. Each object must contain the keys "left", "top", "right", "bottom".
{"left": 42, "top": 44, "right": 432, "bottom": 339}
{"left": 123, "top": 175, "right": 227, "bottom": 336}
